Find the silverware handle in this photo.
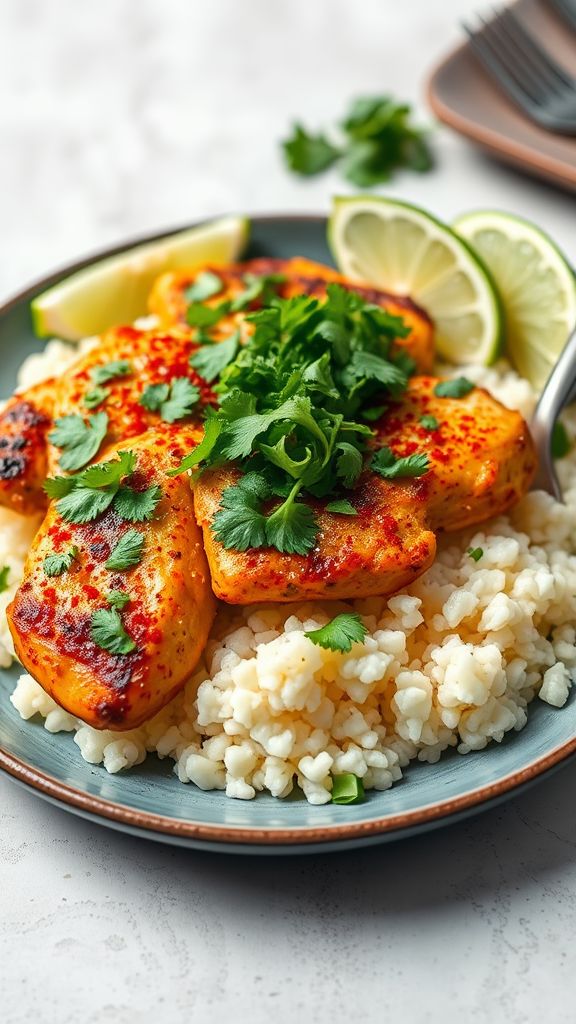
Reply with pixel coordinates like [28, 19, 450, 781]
[531, 325, 576, 496]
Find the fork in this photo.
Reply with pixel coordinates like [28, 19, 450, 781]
[548, 0, 576, 32]
[463, 5, 576, 134]
[530, 325, 576, 499]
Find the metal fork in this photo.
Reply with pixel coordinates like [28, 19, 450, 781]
[463, 5, 576, 134]
[548, 0, 576, 33]
[531, 325, 576, 499]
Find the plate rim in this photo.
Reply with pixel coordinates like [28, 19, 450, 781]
[2, 211, 575, 848]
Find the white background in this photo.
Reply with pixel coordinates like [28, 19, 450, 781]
[2, 1, 576, 1021]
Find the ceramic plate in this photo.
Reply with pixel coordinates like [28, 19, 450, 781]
[426, 0, 576, 193]
[2, 214, 576, 855]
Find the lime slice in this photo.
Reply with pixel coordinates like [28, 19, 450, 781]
[31, 215, 250, 341]
[328, 196, 503, 365]
[453, 210, 576, 391]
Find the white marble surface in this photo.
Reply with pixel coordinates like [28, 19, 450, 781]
[2, 1, 576, 1021]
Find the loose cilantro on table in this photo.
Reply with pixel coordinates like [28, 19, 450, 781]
[105, 529, 145, 571]
[0, 565, 10, 593]
[282, 95, 433, 187]
[44, 450, 161, 526]
[90, 607, 137, 655]
[174, 283, 430, 556]
[304, 612, 368, 653]
[48, 412, 109, 471]
[434, 377, 474, 399]
[43, 545, 79, 577]
[140, 378, 200, 423]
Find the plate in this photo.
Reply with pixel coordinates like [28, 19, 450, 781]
[426, 0, 576, 193]
[2, 214, 576, 855]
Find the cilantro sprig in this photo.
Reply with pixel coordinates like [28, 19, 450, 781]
[44, 450, 161, 526]
[282, 95, 433, 187]
[140, 377, 200, 422]
[174, 283, 429, 556]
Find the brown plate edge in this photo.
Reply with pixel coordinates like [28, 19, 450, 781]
[425, 44, 576, 193]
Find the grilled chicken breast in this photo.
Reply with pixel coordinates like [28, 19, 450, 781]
[194, 378, 536, 604]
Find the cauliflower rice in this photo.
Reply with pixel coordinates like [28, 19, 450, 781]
[2, 339, 575, 804]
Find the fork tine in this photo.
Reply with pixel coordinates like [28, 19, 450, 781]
[497, 5, 574, 90]
[463, 23, 542, 108]
[478, 15, 549, 102]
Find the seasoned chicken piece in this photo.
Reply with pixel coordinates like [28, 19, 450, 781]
[0, 325, 210, 517]
[193, 378, 537, 604]
[149, 256, 434, 374]
[8, 430, 215, 730]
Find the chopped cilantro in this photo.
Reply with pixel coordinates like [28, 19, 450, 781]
[107, 590, 131, 610]
[331, 773, 365, 805]
[552, 421, 571, 459]
[42, 545, 79, 577]
[48, 412, 108, 472]
[105, 529, 145, 571]
[139, 383, 170, 412]
[84, 386, 110, 409]
[186, 301, 229, 328]
[371, 447, 430, 479]
[90, 607, 137, 655]
[213, 473, 317, 556]
[184, 271, 223, 303]
[420, 414, 439, 431]
[90, 360, 132, 386]
[282, 96, 432, 186]
[304, 612, 368, 653]
[140, 377, 200, 423]
[468, 546, 484, 562]
[45, 450, 160, 526]
[434, 377, 474, 399]
[189, 332, 240, 383]
[325, 499, 357, 515]
[114, 485, 161, 522]
[0, 565, 10, 593]
[55, 486, 116, 524]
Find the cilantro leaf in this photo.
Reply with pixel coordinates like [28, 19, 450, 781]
[105, 529, 145, 571]
[169, 417, 223, 476]
[212, 475, 269, 551]
[0, 565, 10, 593]
[230, 273, 285, 312]
[190, 332, 240, 382]
[44, 476, 75, 499]
[348, 350, 407, 392]
[434, 377, 474, 399]
[49, 412, 108, 472]
[325, 499, 357, 515]
[186, 302, 229, 328]
[331, 773, 365, 805]
[371, 447, 430, 479]
[336, 443, 363, 488]
[84, 386, 110, 409]
[184, 271, 223, 302]
[160, 377, 201, 423]
[420, 415, 439, 431]
[90, 607, 137, 655]
[107, 590, 131, 609]
[114, 485, 162, 522]
[305, 612, 368, 653]
[362, 405, 386, 422]
[56, 487, 116, 524]
[139, 383, 170, 412]
[91, 360, 132, 386]
[282, 124, 340, 176]
[79, 450, 137, 489]
[43, 545, 79, 577]
[264, 497, 317, 555]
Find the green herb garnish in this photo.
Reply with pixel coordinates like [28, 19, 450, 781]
[186, 302, 229, 329]
[552, 421, 571, 459]
[44, 450, 161, 526]
[371, 447, 430, 480]
[0, 566, 10, 593]
[90, 607, 137, 655]
[90, 360, 132, 386]
[140, 377, 200, 422]
[230, 273, 286, 312]
[468, 546, 484, 562]
[84, 386, 110, 409]
[282, 95, 433, 187]
[420, 414, 439, 431]
[325, 499, 357, 515]
[48, 412, 108, 472]
[304, 612, 368, 653]
[105, 529, 145, 571]
[174, 284, 413, 555]
[331, 773, 365, 805]
[184, 271, 223, 303]
[107, 590, 131, 610]
[42, 545, 79, 577]
[434, 377, 474, 399]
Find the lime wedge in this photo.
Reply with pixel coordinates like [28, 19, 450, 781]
[453, 210, 576, 391]
[328, 196, 503, 365]
[31, 215, 250, 341]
